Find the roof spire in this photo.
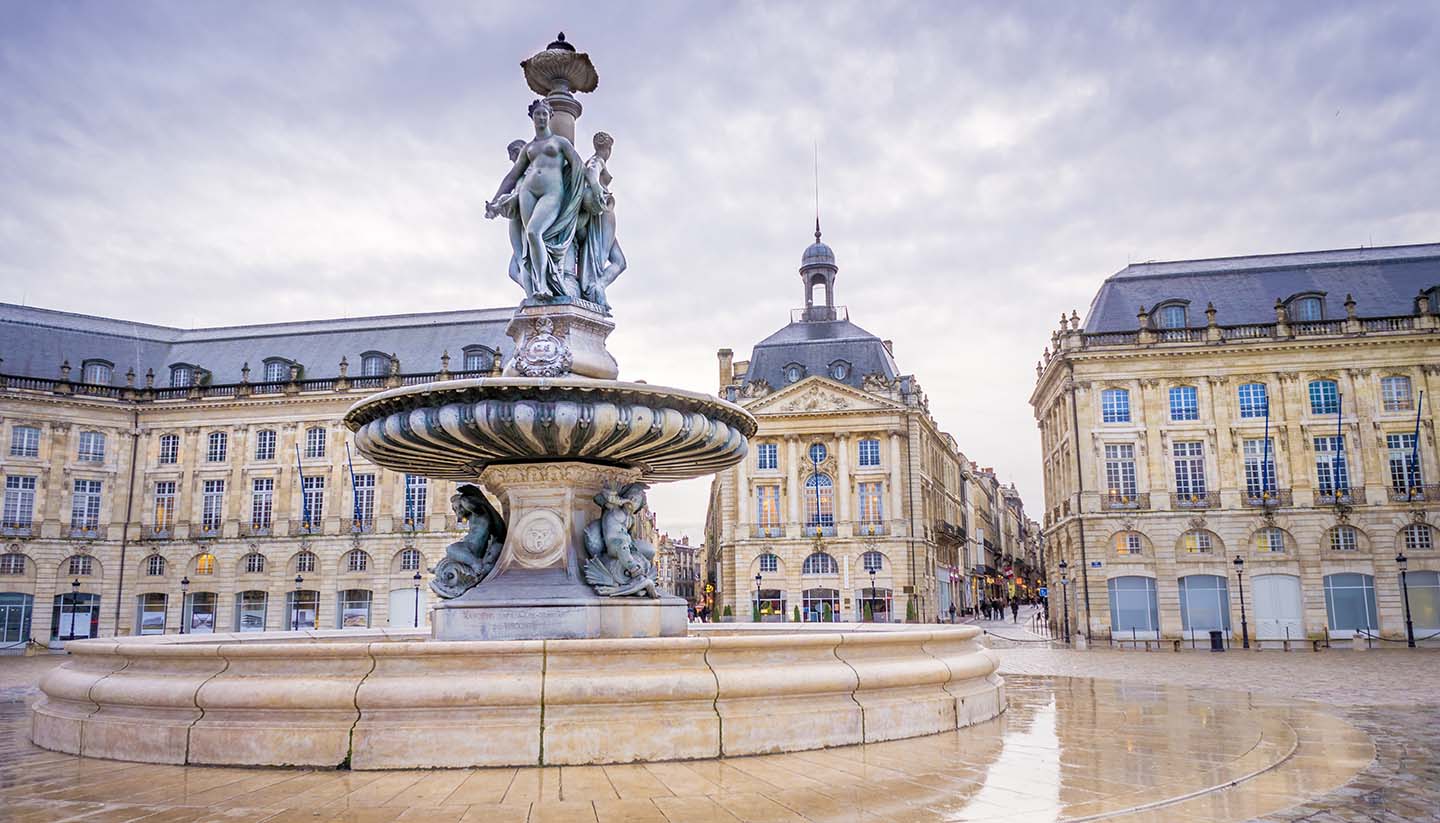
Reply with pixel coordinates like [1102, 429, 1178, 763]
[813, 140, 821, 243]
[815, 216, 822, 244]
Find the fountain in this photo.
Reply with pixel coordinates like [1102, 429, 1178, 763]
[30, 34, 1004, 770]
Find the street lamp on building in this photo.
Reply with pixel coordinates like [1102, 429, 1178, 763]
[293, 574, 304, 631]
[179, 576, 191, 634]
[868, 567, 878, 623]
[1397, 551, 1415, 648]
[1057, 560, 1070, 645]
[1233, 555, 1249, 649]
[754, 572, 762, 622]
[67, 578, 80, 641]
[413, 570, 423, 628]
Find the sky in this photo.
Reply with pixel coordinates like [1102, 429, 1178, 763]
[4, 1, 1439, 541]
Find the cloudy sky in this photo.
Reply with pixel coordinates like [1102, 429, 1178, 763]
[4, 1, 1439, 539]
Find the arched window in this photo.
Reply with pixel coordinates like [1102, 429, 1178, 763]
[1291, 296, 1323, 321]
[1156, 304, 1187, 329]
[757, 553, 778, 573]
[1308, 380, 1339, 415]
[169, 364, 194, 388]
[802, 552, 838, 575]
[361, 353, 389, 377]
[82, 360, 113, 385]
[346, 549, 369, 573]
[242, 553, 266, 574]
[1402, 523, 1435, 552]
[829, 361, 850, 381]
[462, 346, 494, 373]
[861, 551, 884, 573]
[158, 433, 179, 464]
[400, 549, 422, 571]
[784, 364, 804, 384]
[1112, 531, 1144, 556]
[263, 359, 290, 383]
[0, 552, 28, 575]
[1179, 530, 1216, 554]
[1101, 388, 1130, 423]
[1323, 573, 1377, 635]
[145, 554, 165, 576]
[294, 551, 317, 573]
[1329, 525, 1359, 552]
[1107, 576, 1160, 636]
[803, 474, 834, 533]
[304, 427, 326, 459]
[194, 553, 216, 575]
[1255, 527, 1286, 553]
[1237, 383, 1268, 419]
[206, 431, 228, 462]
[67, 555, 94, 576]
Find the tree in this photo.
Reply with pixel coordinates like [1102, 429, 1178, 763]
[822, 602, 833, 622]
[905, 597, 918, 623]
[792, 605, 801, 623]
[863, 601, 873, 622]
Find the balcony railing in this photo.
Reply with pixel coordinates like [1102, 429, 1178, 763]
[350, 518, 376, 534]
[242, 522, 273, 537]
[68, 526, 100, 539]
[196, 524, 222, 539]
[1389, 484, 1440, 503]
[1, 522, 34, 537]
[1315, 488, 1366, 506]
[1066, 311, 1430, 353]
[0, 368, 497, 404]
[1171, 491, 1216, 509]
[290, 521, 324, 536]
[858, 521, 888, 537]
[1103, 492, 1150, 511]
[1243, 489, 1293, 508]
[145, 525, 173, 540]
[752, 525, 783, 538]
[805, 522, 837, 537]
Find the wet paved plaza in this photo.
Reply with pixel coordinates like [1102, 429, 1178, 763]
[0, 647, 1435, 823]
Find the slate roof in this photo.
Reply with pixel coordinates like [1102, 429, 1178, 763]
[744, 316, 900, 391]
[0, 302, 513, 385]
[1084, 243, 1440, 333]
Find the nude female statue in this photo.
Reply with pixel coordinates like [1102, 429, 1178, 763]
[578, 131, 627, 310]
[485, 99, 586, 301]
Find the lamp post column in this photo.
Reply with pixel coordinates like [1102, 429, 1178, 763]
[179, 576, 190, 634]
[1058, 560, 1071, 644]
[413, 571, 422, 628]
[869, 568, 877, 623]
[1233, 555, 1249, 649]
[1397, 552, 1415, 648]
[754, 572, 762, 623]
[293, 574, 304, 631]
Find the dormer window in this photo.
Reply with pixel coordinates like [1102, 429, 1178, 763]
[829, 360, 851, 381]
[169, 364, 195, 388]
[1286, 293, 1325, 322]
[1421, 286, 1440, 314]
[360, 352, 389, 377]
[1155, 303, 1188, 329]
[262, 359, 291, 383]
[784, 363, 805, 384]
[462, 346, 494, 373]
[81, 360, 114, 385]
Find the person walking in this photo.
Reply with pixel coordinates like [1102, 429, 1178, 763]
[1011, 600, 1020, 623]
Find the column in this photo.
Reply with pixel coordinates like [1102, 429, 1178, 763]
[735, 445, 750, 535]
[785, 436, 801, 534]
[836, 433, 851, 534]
[888, 431, 904, 535]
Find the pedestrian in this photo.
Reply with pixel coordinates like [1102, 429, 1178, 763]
[1011, 600, 1020, 622]
[949, 604, 957, 623]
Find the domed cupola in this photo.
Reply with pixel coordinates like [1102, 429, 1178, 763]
[799, 219, 839, 321]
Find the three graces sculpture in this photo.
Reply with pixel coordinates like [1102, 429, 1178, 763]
[486, 101, 626, 311]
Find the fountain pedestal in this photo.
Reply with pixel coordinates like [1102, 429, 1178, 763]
[432, 461, 687, 641]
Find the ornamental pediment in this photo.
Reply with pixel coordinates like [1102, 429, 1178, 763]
[743, 376, 901, 415]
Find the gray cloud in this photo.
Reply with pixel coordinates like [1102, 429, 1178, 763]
[4, 0, 1438, 538]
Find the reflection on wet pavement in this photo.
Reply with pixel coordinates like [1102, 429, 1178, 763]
[0, 666, 1373, 822]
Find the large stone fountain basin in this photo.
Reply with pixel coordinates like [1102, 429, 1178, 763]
[344, 377, 757, 482]
[32, 624, 1004, 770]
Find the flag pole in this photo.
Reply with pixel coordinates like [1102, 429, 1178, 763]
[294, 443, 309, 528]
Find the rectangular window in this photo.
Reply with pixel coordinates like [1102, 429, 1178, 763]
[153, 481, 176, 531]
[236, 591, 267, 632]
[1313, 436, 1349, 494]
[1308, 380, 1339, 415]
[758, 554, 778, 573]
[286, 590, 318, 630]
[201, 480, 225, 531]
[78, 431, 106, 462]
[858, 481, 884, 524]
[304, 427, 326, 459]
[207, 432, 227, 462]
[756, 486, 781, 533]
[1168, 386, 1198, 421]
[9, 426, 40, 458]
[1243, 439, 1277, 496]
[858, 439, 881, 467]
[254, 430, 277, 461]
[1101, 389, 1131, 423]
[404, 474, 427, 525]
[1172, 441, 1206, 497]
[1237, 383, 1268, 419]
[338, 590, 372, 629]
[1330, 527, 1357, 552]
[1115, 533, 1142, 555]
[1103, 444, 1137, 498]
[352, 473, 375, 527]
[1382, 376, 1413, 413]
[756, 443, 778, 470]
[251, 478, 274, 529]
[70, 479, 102, 530]
[302, 476, 325, 525]
[3, 476, 37, 528]
[158, 434, 178, 464]
[137, 593, 167, 635]
[1387, 433, 1422, 490]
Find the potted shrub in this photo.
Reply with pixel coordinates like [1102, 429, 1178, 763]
[720, 604, 734, 623]
[906, 597, 918, 623]
[792, 605, 801, 623]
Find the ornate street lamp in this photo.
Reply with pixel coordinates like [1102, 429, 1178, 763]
[1058, 560, 1070, 644]
[179, 576, 191, 634]
[67, 578, 80, 641]
[413, 570, 423, 628]
[293, 574, 304, 631]
[1397, 551, 1415, 648]
[868, 567, 877, 623]
[1233, 555, 1249, 649]
[754, 572, 762, 623]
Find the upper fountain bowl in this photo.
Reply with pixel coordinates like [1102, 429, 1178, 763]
[344, 377, 757, 483]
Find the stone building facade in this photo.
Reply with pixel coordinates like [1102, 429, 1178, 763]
[0, 303, 518, 648]
[704, 228, 1033, 622]
[1032, 243, 1440, 645]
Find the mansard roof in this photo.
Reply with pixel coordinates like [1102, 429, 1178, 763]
[744, 316, 900, 392]
[0, 302, 512, 384]
[1084, 242, 1440, 333]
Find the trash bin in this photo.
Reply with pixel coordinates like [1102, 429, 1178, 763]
[1209, 630, 1225, 652]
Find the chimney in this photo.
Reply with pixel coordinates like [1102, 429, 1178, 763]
[717, 348, 734, 390]
[882, 339, 894, 356]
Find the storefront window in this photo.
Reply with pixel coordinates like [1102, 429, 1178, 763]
[136, 593, 167, 635]
[183, 592, 217, 633]
[339, 589, 372, 628]
[235, 590, 267, 632]
[1177, 575, 1230, 638]
[286, 590, 319, 630]
[1107, 576, 1159, 638]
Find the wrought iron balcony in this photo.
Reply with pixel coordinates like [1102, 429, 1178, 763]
[1, 522, 34, 537]
[196, 524, 222, 539]
[1103, 492, 1150, 511]
[68, 526, 100, 539]
[752, 525, 783, 538]
[1315, 487, 1365, 506]
[290, 521, 324, 536]
[805, 522, 837, 537]
[350, 518, 376, 534]
[1242, 489, 1293, 508]
[1170, 491, 1216, 509]
[858, 521, 888, 537]
[241, 522, 273, 537]
[144, 524, 173, 540]
[1389, 484, 1440, 503]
